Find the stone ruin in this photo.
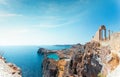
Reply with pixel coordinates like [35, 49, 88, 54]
[99, 25, 106, 41]
[92, 25, 111, 42]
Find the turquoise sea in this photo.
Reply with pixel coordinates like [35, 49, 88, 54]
[0, 45, 71, 77]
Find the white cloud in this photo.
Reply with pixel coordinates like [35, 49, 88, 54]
[0, 13, 22, 17]
[32, 10, 88, 28]
[0, 12, 23, 22]
[38, 23, 57, 28]
[0, 0, 7, 5]
[33, 19, 78, 28]
[0, 0, 22, 17]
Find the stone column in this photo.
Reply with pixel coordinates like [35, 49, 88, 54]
[104, 29, 106, 40]
[108, 30, 110, 40]
[101, 30, 104, 41]
[99, 30, 101, 41]
[99, 30, 100, 41]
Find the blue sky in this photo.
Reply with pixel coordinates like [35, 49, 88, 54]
[0, 0, 119, 45]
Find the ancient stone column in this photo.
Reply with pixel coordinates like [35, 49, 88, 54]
[104, 29, 106, 40]
[98, 25, 107, 41]
[99, 30, 101, 41]
[108, 30, 110, 40]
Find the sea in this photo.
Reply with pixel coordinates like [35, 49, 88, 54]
[0, 45, 71, 77]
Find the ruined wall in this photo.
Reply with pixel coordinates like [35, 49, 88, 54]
[92, 25, 110, 42]
[92, 30, 100, 42]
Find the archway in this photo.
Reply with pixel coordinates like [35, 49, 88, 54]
[99, 25, 106, 41]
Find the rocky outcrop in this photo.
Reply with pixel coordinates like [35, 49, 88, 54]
[42, 58, 58, 77]
[68, 42, 102, 77]
[37, 48, 47, 54]
[41, 41, 120, 77]
[41, 42, 106, 77]
[0, 56, 22, 77]
[37, 48, 56, 55]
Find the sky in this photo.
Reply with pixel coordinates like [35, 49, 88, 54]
[0, 0, 119, 45]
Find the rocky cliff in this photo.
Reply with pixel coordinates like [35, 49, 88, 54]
[0, 56, 22, 77]
[40, 42, 100, 77]
[37, 48, 56, 55]
[40, 26, 120, 77]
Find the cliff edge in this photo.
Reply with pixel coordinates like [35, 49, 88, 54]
[0, 56, 22, 77]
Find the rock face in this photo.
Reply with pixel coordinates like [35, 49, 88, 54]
[41, 41, 120, 77]
[37, 48, 56, 54]
[37, 48, 48, 54]
[41, 42, 107, 77]
[68, 42, 102, 77]
[0, 56, 22, 77]
[42, 58, 58, 77]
